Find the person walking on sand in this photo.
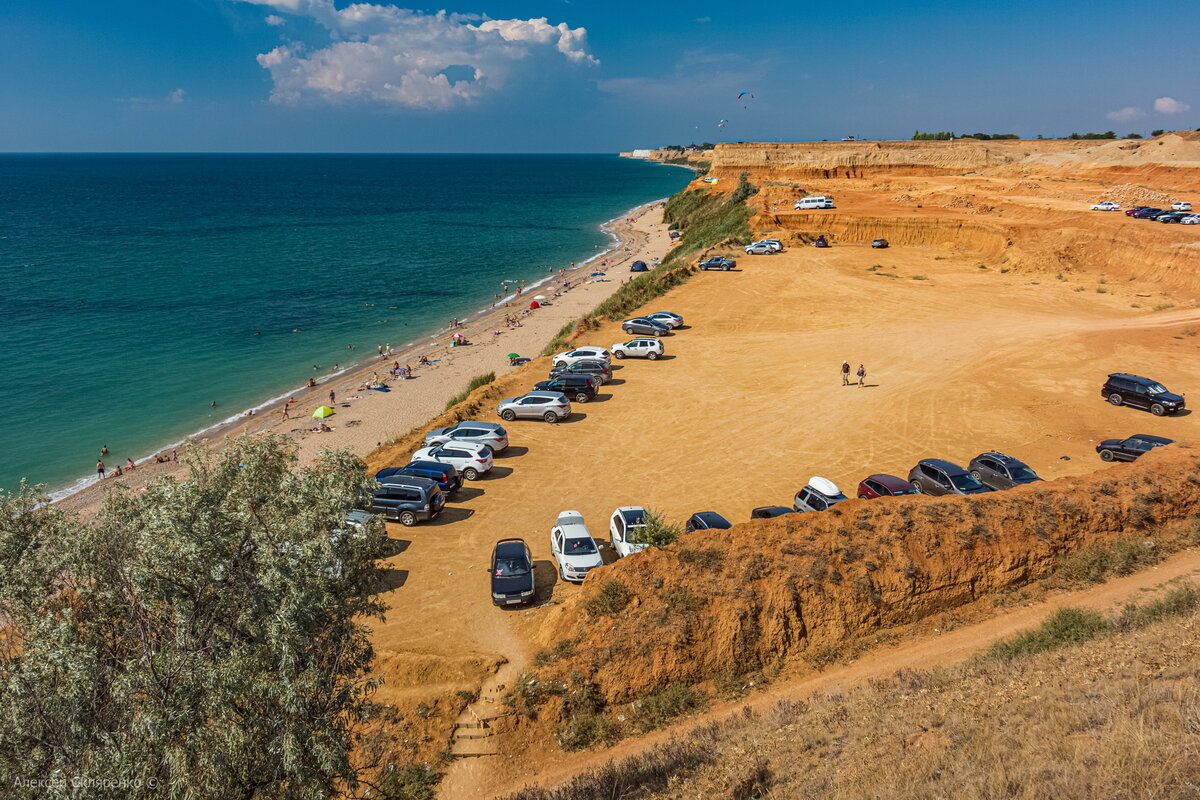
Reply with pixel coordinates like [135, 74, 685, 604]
[857, 364, 866, 387]
[282, 404, 290, 420]
[841, 361, 851, 386]
[96, 460, 106, 478]
[329, 389, 336, 405]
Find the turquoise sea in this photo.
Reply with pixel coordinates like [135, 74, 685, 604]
[0, 154, 690, 495]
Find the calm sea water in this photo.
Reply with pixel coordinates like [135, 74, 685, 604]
[0, 154, 689, 494]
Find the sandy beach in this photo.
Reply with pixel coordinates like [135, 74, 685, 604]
[56, 200, 678, 517]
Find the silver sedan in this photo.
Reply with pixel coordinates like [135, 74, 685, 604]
[497, 392, 573, 423]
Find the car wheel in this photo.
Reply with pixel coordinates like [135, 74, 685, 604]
[646, 351, 659, 360]
[614, 350, 626, 359]
[910, 480, 923, 493]
[724, 266, 730, 271]
[500, 409, 516, 422]
[970, 470, 983, 481]
[399, 510, 417, 527]
[575, 392, 589, 403]
[463, 467, 479, 481]
[1100, 449, 1115, 462]
[1108, 393, 1123, 406]
[858, 494, 869, 500]
[1151, 403, 1166, 416]
[543, 411, 559, 423]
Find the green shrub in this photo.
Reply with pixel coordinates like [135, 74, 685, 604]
[374, 763, 440, 800]
[1112, 584, 1200, 631]
[661, 585, 700, 615]
[556, 711, 621, 751]
[632, 684, 703, 732]
[1057, 538, 1163, 585]
[444, 372, 496, 410]
[584, 578, 633, 616]
[676, 547, 723, 569]
[540, 320, 579, 357]
[632, 509, 684, 548]
[533, 639, 576, 667]
[986, 608, 1109, 660]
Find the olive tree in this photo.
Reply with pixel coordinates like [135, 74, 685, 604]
[0, 434, 397, 799]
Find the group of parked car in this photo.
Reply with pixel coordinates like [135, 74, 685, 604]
[744, 238, 784, 255]
[1090, 200, 1198, 224]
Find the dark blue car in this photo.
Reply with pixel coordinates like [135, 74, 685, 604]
[490, 538, 536, 606]
[377, 461, 463, 494]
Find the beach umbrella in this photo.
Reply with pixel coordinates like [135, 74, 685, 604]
[507, 353, 520, 359]
[313, 406, 335, 418]
[533, 294, 547, 300]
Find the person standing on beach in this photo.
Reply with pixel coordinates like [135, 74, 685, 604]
[96, 460, 106, 478]
[282, 404, 290, 420]
[329, 389, 336, 405]
[841, 361, 851, 386]
[857, 364, 866, 387]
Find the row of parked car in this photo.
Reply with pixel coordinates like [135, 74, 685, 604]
[1090, 200, 1198, 224]
[367, 318, 687, 527]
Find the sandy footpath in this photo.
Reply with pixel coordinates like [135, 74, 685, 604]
[56, 201, 677, 516]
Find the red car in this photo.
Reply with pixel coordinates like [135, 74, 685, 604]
[857, 473, 920, 499]
[1124, 206, 1149, 217]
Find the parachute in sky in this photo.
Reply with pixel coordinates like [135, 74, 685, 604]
[736, 91, 754, 100]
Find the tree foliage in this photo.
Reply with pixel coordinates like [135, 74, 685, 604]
[0, 435, 396, 799]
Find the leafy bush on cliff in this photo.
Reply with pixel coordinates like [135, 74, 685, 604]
[987, 608, 1109, 660]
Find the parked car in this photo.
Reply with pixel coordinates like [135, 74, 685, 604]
[412, 441, 494, 481]
[1124, 206, 1149, 216]
[856, 474, 919, 499]
[1171, 201, 1192, 212]
[622, 317, 671, 337]
[1101, 373, 1186, 416]
[1158, 212, 1190, 223]
[534, 375, 597, 403]
[871, 238, 889, 248]
[685, 511, 732, 532]
[424, 420, 509, 453]
[376, 461, 463, 494]
[1091, 201, 1121, 211]
[610, 506, 649, 558]
[744, 242, 776, 255]
[698, 256, 737, 271]
[552, 347, 611, 367]
[549, 511, 604, 583]
[369, 476, 446, 526]
[967, 452, 1042, 490]
[497, 392, 572, 423]
[645, 311, 684, 328]
[748, 239, 783, 252]
[611, 337, 664, 359]
[630, 260, 649, 273]
[1181, 215, 1200, 225]
[795, 196, 835, 209]
[1132, 207, 1165, 219]
[490, 538, 536, 606]
[1096, 433, 1174, 462]
[750, 506, 797, 519]
[907, 459, 993, 496]
[549, 359, 611, 384]
[793, 476, 848, 512]
[812, 235, 830, 248]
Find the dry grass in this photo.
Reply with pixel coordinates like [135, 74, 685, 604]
[511, 597, 1200, 800]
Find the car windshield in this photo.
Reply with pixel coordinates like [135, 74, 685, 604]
[1009, 465, 1038, 481]
[949, 473, 985, 491]
[564, 538, 598, 555]
[494, 558, 529, 577]
[621, 509, 646, 526]
[1146, 384, 1168, 394]
[892, 486, 919, 495]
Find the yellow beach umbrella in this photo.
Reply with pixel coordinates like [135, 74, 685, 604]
[312, 405, 335, 419]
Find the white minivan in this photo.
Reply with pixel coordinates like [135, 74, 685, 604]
[794, 196, 835, 210]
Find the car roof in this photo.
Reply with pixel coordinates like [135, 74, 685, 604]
[404, 459, 456, 472]
[1129, 434, 1174, 444]
[918, 458, 968, 474]
[1109, 373, 1156, 383]
[345, 510, 376, 526]
[753, 505, 793, 516]
[691, 511, 731, 528]
[866, 473, 911, 490]
[975, 451, 1023, 465]
[377, 475, 438, 490]
[447, 420, 503, 431]
[522, 391, 566, 400]
[493, 539, 528, 558]
[429, 440, 489, 452]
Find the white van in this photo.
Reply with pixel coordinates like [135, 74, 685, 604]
[794, 196, 835, 210]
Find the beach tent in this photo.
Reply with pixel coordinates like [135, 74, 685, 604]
[529, 300, 540, 309]
[631, 260, 649, 273]
[313, 406, 335, 418]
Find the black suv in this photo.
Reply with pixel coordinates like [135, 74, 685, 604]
[377, 461, 463, 494]
[685, 511, 732, 532]
[533, 375, 597, 403]
[967, 452, 1042, 490]
[1096, 434, 1174, 462]
[907, 459, 993, 496]
[369, 476, 446, 526]
[490, 538, 536, 606]
[1101, 373, 1185, 416]
[549, 360, 609, 384]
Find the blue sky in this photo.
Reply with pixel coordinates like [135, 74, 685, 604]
[0, 1, 1194, 152]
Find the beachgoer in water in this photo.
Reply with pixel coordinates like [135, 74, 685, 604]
[97, 460, 106, 478]
[211, 401, 217, 408]
[100, 445, 109, 456]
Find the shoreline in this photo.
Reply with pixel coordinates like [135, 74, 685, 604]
[53, 197, 679, 516]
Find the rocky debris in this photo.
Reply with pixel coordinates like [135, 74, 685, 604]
[1099, 183, 1174, 206]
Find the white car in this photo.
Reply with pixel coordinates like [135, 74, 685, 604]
[611, 338, 664, 360]
[1181, 215, 1200, 225]
[749, 239, 783, 252]
[550, 510, 604, 582]
[1171, 201, 1192, 212]
[497, 392, 572, 423]
[1090, 201, 1121, 211]
[645, 311, 684, 329]
[412, 441, 493, 480]
[552, 346, 611, 367]
[795, 196, 835, 209]
[793, 476, 848, 513]
[744, 242, 776, 255]
[610, 507, 650, 558]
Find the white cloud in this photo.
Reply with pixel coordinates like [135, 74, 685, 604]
[1105, 106, 1144, 123]
[265, 14, 286, 25]
[165, 88, 186, 103]
[238, 1, 596, 109]
[1154, 96, 1190, 115]
[696, 16, 711, 23]
[116, 88, 187, 105]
